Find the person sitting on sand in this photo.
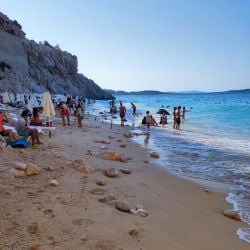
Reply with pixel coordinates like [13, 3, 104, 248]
[160, 112, 168, 127]
[150, 115, 158, 126]
[15, 109, 43, 146]
[59, 103, 70, 126]
[0, 109, 19, 141]
[30, 107, 43, 126]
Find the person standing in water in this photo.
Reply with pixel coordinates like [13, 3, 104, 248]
[131, 102, 137, 116]
[175, 106, 182, 130]
[119, 102, 126, 126]
[173, 107, 177, 129]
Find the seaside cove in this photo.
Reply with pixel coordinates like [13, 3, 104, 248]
[0, 91, 249, 249]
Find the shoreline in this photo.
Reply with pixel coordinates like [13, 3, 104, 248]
[0, 115, 249, 249]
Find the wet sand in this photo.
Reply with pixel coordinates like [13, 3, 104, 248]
[0, 115, 249, 250]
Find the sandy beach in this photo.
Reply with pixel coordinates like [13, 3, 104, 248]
[0, 115, 249, 250]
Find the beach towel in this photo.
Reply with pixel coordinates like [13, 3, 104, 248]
[10, 138, 29, 148]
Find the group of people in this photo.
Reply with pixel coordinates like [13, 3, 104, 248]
[142, 111, 168, 128]
[57, 97, 85, 127]
[0, 107, 43, 148]
[110, 99, 189, 130]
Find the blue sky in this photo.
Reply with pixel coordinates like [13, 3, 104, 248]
[2, 0, 250, 91]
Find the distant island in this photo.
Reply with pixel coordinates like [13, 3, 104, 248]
[105, 89, 250, 95]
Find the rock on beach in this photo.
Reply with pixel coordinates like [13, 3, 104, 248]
[223, 209, 241, 221]
[115, 201, 130, 212]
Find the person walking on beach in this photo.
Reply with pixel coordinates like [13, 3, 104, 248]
[59, 103, 70, 126]
[131, 102, 137, 116]
[119, 102, 126, 126]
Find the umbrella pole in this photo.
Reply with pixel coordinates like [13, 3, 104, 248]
[48, 116, 52, 138]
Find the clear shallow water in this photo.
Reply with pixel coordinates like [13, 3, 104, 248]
[92, 92, 250, 243]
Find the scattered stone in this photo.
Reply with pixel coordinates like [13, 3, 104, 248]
[96, 178, 106, 186]
[129, 208, 138, 215]
[103, 168, 118, 178]
[27, 223, 39, 234]
[223, 209, 241, 221]
[14, 161, 28, 170]
[48, 179, 59, 187]
[115, 200, 130, 212]
[121, 169, 131, 174]
[13, 169, 26, 178]
[86, 150, 93, 156]
[129, 229, 140, 237]
[26, 163, 40, 176]
[19, 149, 26, 154]
[117, 139, 122, 142]
[108, 136, 115, 139]
[95, 140, 111, 144]
[135, 204, 144, 210]
[143, 160, 149, 163]
[90, 188, 106, 195]
[150, 152, 160, 158]
[98, 194, 117, 203]
[123, 133, 133, 138]
[119, 144, 127, 148]
[104, 152, 128, 163]
[3, 169, 15, 181]
[137, 209, 149, 217]
[203, 188, 213, 194]
[80, 234, 88, 241]
[81, 166, 95, 174]
[44, 166, 54, 171]
[29, 244, 40, 250]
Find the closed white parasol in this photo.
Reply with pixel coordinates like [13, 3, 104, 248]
[42, 91, 55, 137]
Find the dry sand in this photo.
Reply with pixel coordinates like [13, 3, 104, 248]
[0, 115, 249, 250]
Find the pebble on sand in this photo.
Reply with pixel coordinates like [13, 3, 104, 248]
[103, 168, 118, 178]
[150, 152, 160, 158]
[48, 179, 59, 187]
[96, 178, 106, 186]
[26, 163, 40, 176]
[14, 161, 28, 170]
[104, 151, 129, 163]
[121, 169, 131, 174]
[115, 200, 130, 212]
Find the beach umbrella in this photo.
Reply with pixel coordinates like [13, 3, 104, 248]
[42, 91, 55, 138]
[157, 108, 170, 115]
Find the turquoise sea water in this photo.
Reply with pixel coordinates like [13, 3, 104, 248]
[93, 92, 250, 243]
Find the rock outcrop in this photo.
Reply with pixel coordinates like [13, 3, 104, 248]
[0, 12, 112, 99]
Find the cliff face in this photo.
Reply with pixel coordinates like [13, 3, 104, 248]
[0, 12, 111, 99]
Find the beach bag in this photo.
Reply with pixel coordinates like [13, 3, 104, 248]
[10, 138, 29, 148]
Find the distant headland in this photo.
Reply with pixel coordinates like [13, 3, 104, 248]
[105, 89, 250, 95]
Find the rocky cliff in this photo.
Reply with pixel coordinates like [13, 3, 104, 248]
[0, 12, 112, 99]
